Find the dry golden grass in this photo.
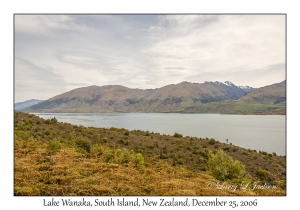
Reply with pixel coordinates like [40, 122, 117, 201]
[14, 141, 285, 196]
[14, 112, 286, 196]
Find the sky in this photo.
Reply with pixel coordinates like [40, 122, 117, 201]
[14, 14, 286, 102]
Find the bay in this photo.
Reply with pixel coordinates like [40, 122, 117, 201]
[33, 113, 286, 156]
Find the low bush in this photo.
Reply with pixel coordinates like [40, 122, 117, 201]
[47, 139, 62, 152]
[115, 148, 134, 164]
[207, 150, 246, 181]
[200, 150, 209, 159]
[75, 138, 92, 153]
[209, 138, 216, 145]
[173, 132, 183, 138]
[135, 153, 145, 168]
[256, 169, 274, 181]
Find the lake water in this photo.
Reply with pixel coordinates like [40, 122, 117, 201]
[32, 113, 286, 156]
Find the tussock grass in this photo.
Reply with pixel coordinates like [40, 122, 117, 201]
[14, 112, 286, 196]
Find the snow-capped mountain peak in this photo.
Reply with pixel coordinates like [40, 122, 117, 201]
[238, 86, 253, 90]
[224, 81, 234, 87]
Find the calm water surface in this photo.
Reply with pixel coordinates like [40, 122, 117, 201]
[33, 113, 286, 156]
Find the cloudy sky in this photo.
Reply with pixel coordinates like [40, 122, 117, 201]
[14, 14, 285, 102]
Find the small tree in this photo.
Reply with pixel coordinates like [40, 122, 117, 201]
[173, 132, 183, 138]
[135, 153, 145, 168]
[75, 138, 92, 153]
[207, 149, 246, 181]
[51, 117, 58, 123]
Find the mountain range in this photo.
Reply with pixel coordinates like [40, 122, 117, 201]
[186, 80, 286, 114]
[20, 80, 286, 114]
[14, 99, 43, 110]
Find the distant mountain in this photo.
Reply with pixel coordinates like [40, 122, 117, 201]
[214, 81, 254, 92]
[14, 99, 43, 110]
[21, 80, 286, 114]
[22, 81, 254, 113]
[240, 80, 286, 105]
[186, 80, 286, 115]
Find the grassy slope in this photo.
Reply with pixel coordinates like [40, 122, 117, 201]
[14, 112, 286, 196]
[21, 82, 248, 113]
[22, 81, 285, 115]
[187, 81, 286, 115]
[187, 100, 286, 115]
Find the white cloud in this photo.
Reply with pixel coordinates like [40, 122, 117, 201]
[142, 15, 285, 86]
[14, 15, 286, 101]
[15, 57, 68, 102]
[14, 15, 87, 35]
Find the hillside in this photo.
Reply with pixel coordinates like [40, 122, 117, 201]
[14, 99, 43, 110]
[14, 112, 286, 196]
[185, 80, 286, 114]
[21, 80, 285, 114]
[240, 80, 286, 105]
[22, 81, 254, 113]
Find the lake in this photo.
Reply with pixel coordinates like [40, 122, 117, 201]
[32, 113, 286, 156]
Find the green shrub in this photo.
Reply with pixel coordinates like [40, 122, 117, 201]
[162, 146, 168, 154]
[207, 150, 246, 181]
[200, 150, 209, 159]
[223, 147, 231, 152]
[159, 154, 168, 159]
[256, 169, 274, 181]
[50, 117, 58, 123]
[47, 139, 62, 152]
[91, 144, 103, 157]
[177, 159, 184, 165]
[135, 153, 145, 168]
[147, 144, 155, 149]
[103, 137, 108, 143]
[173, 132, 183, 138]
[76, 147, 88, 155]
[75, 138, 92, 153]
[118, 138, 125, 144]
[110, 127, 117, 131]
[44, 130, 51, 136]
[78, 125, 85, 132]
[115, 148, 134, 164]
[232, 147, 238, 152]
[178, 152, 185, 158]
[260, 151, 268, 156]
[105, 152, 114, 163]
[209, 138, 216, 145]
[242, 151, 249, 156]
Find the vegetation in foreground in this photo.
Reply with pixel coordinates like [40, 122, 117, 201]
[14, 112, 286, 196]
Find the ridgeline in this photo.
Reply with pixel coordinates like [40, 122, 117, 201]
[21, 80, 286, 115]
